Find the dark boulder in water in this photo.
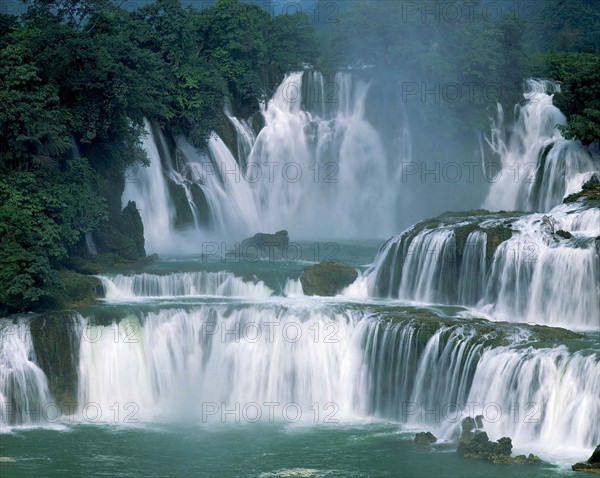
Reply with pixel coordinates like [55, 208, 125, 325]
[414, 432, 437, 444]
[300, 261, 358, 296]
[241, 230, 289, 258]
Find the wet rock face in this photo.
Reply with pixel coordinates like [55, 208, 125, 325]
[300, 261, 359, 296]
[30, 312, 81, 408]
[572, 445, 600, 473]
[414, 432, 437, 445]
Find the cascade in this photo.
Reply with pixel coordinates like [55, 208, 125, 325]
[483, 79, 599, 212]
[98, 271, 273, 300]
[0, 321, 52, 428]
[2, 296, 599, 458]
[124, 71, 410, 254]
[365, 204, 599, 329]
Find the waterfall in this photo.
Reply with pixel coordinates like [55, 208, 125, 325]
[78, 305, 356, 423]
[484, 207, 599, 329]
[0, 321, 52, 428]
[396, 229, 457, 304]
[73, 307, 599, 449]
[2, 302, 599, 459]
[457, 231, 487, 305]
[483, 79, 599, 212]
[125, 71, 410, 254]
[122, 120, 174, 254]
[365, 204, 599, 329]
[347, 319, 483, 421]
[98, 272, 273, 300]
[466, 346, 600, 450]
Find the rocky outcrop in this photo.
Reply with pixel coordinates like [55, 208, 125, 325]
[414, 432, 437, 444]
[556, 229, 573, 239]
[572, 445, 600, 473]
[457, 417, 543, 465]
[300, 261, 358, 296]
[30, 311, 81, 408]
[241, 230, 289, 258]
[95, 200, 146, 260]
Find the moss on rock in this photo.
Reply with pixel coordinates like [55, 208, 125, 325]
[564, 175, 600, 205]
[95, 200, 145, 260]
[300, 260, 358, 296]
[30, 311, 81, 408]
[53, 270, 103, 308]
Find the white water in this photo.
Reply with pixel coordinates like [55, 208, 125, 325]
[366, 204, 599, 329]
[122, 120, 175, 254]
[466, 346, 600, 449]
[125, 71, 409, 255]
[484, 79, 599, 212]
[397, 229, 457, 304]
[3, 301, 599, 462]
[78, 305, 356, 423]
[457, 231, 487, 306]
[0, 321, 52, 429]
[484, 207, 599, 330]
[98, 271, 273, 300]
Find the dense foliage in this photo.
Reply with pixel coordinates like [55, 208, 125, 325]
[0, 0, 317, 311]
[0, 0, 598, 311]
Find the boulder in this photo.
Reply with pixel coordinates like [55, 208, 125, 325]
[555, 229, 573, 239]
[300, 261, 359, 296]
[572, 445, 600, 473]
[241, 230, 289, 259]
[414, 432, 437, 445]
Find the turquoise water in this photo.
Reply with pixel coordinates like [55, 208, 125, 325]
[1, 242, 596, 477]
[1, 423, 570, 478]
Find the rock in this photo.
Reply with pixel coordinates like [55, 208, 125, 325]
[241, 230, 289, 258]
[414, 432, 437, 444]
[526, 453, 542, 464]
[30, 311, 82, 409]
[555, 229, 573, 239]
[95, 201, 146, 260]
[572, 445, 600, 473]
[459, 416, 478, 444]
[461, 416, 476, 434]
[54, 270, 103, 308]
[300, 261, 359, 296]
[475, 415, 484, 429]
[591, 446, 600, 464]
[457, 417, 545, 465]
[458, 431, 512, 459]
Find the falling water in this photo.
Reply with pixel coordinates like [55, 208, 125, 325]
[483, 79, 599, 212]
[365, 204, 599, 329]
[98, 272, 273, 300]
[0, 321, 52, 428]
[124, 71, 409, 254]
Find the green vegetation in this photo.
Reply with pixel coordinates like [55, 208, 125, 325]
[1, 0, 598, 312]
[564, 177, 600, 204]
[0, 0, 317, 312]
[529, 52, 600, 144]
